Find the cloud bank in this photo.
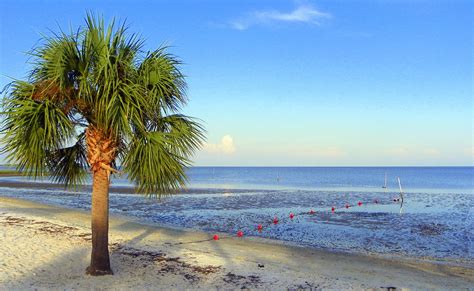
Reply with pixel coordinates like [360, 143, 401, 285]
[204, 135, 236, 154]
[230, 4, 331, 30]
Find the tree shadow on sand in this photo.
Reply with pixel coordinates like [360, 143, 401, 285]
[4, 204, 473, 290]
[3, 215, 268, 289]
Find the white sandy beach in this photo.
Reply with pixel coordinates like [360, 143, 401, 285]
[1, 196, 472, 290]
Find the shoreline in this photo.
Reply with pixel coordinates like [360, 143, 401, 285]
[1, 196, 472, 290]
[0, 180, 472, 267]
[2, 192, 471, 269]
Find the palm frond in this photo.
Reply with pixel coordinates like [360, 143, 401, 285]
[123, 131, 190, 196]
[158, 114, 206, 157]
[46, 133, 89, 187]
[138, 47, 187, 113]
[28, 32, 80, 89]
[1, 83, 74, 177]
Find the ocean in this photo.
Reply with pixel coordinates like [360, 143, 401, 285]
[1, 166, 472, 264]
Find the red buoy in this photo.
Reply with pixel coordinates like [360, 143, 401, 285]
[309, 209, 315, 214]
[289, 213, 295, 219]
[345, 204, 350, 209]
[273, 217, 279, 224]
[213, 234, 219, 240]
[237, 230, 243, 237]
[257, 224, 263, 231]
[358, 201, 362, 206]
[331, 206, 335, 212]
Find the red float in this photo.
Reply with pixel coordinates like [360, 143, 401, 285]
[257, 224, 263, 231]
[309, 209, 315, 214]
[345, 204, 350, 209]
[331, 206, 335, 212]
[289, 213, 295, 219]
[213, 234, 219, 240]
[273, 217, 279, 224]
[358, 201, 362, 206]
[237, 230, 243, 237]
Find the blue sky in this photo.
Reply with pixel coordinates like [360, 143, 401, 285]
[0, 0, 472, 166]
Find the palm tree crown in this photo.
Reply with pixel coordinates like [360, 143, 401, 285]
[1, 14, 205, 194]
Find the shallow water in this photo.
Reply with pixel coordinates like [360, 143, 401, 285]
[1, 167, 472, 263]
[1, 185, 472, 265]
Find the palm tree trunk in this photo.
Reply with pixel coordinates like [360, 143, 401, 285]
[86, 167, 113, 275]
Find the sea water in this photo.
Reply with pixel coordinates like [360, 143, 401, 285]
[1, 166, 472, 264]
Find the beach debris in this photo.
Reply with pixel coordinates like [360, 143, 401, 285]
[257, 224, 263, 232]
[111, 243, 222, 282]
[358, 201, 362, 206]
[237, 230, 243, 237]
[289, 213, 295, 219]
[374, 199, 379, 204]
[273, 217, 279, 224]
[213, 234, 219, 240]
[289, 281, 319, 290]
[183, 273, 200, 283]
[258, 263, 264, 268]
[223, 272, 262, 287]
[111, 244, 166, 260]
[1, 216, 91, 241]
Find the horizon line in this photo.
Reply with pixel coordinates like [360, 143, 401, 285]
[191, 165, 474, 168]
[1, 164, 472, 168]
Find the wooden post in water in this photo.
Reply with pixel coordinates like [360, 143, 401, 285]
[397, 177, 404, 213]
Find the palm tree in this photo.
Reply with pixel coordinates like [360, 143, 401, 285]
[0, 14, 205, 276]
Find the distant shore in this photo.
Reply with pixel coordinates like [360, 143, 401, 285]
[0, 170, 27, 177]
[0, 178, 241, 195]
[1, 196, 472, 290]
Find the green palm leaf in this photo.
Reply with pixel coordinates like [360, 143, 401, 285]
[1, 12, 205, 193]
[46, 133, 89, 187]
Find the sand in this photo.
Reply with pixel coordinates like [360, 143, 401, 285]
[0, 196, 472, 290]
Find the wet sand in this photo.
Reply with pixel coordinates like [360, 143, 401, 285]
[1, 196, 472, 290]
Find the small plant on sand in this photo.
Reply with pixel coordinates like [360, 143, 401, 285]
[0, 14, 205, 275]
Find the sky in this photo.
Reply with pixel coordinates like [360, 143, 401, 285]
[0, 0, 472, 166]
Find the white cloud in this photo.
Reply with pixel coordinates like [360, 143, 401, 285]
[204, 135, 236, 154]
[230, 4, 331, 30]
